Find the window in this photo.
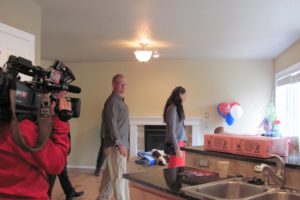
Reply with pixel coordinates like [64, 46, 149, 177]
[275, 63, 300, 139]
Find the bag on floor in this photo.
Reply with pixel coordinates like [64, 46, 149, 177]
[135, 151, 156, 166]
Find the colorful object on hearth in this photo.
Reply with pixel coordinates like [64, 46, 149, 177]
[260, 102, 281, 137]
[217, 102, 243, 126]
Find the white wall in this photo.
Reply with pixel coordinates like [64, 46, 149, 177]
[66, 59, 273, 167]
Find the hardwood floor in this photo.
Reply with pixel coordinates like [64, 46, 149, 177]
[52, 161, 165, 200]
[52, 168, 100, 200]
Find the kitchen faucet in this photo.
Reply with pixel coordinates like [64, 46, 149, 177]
[254, 154, 285, 188]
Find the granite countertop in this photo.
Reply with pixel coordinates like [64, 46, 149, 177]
[124, 166, 226, 200]
[183, 146, 300, 170]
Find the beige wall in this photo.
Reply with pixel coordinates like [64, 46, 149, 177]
[274, 39, 300, 73]
[0, 1, 275, 167]
[66, 59, 273, 166]
[0, 0, 41, 65]
[41, 58, 53, 67]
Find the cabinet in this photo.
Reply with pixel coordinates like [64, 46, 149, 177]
[129, 183, 185, 200]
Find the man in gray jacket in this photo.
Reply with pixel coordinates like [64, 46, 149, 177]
[97, 74, 129, 200]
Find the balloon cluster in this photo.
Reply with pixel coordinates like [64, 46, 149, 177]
[217, 102, 243, 126]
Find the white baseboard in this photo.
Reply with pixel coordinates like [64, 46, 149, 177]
[67, 164, 96, 169]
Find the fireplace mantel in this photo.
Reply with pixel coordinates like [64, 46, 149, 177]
[129, 116, 201, 158]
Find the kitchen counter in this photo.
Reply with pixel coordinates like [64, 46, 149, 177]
[124, 166, 226, 200]
[183, 146, 300, 170]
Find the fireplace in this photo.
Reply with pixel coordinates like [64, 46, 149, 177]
[129, 116, 201, 158]
[144, 125, 166, 151]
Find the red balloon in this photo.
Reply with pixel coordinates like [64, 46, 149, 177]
[231, 102, 240, 107]
[219, 103, 231, 116]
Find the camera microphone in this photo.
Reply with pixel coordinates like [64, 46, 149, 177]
[66, 85, 81, 93]
[47, 83, 81, 93]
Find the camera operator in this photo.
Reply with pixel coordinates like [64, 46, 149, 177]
[47, 90, 84, 200]
[0, 94, 71, 199]
[0, 56, 82, 199]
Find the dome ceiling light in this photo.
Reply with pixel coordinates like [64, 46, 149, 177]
[134, 43, 153, 62]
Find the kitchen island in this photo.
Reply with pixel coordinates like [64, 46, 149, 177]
[124, 145, 300, 199]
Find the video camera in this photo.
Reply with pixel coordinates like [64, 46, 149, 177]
[0, 55, 81, 121]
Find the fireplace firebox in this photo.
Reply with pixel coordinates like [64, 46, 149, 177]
[144, 125, 166, 151]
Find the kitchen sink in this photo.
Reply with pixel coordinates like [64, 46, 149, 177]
[182, 178, 272, 200]
[248, 191, 300, 200]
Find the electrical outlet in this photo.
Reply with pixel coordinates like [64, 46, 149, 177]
[198, 158, 209, 168]
[204, 122, 208, 129]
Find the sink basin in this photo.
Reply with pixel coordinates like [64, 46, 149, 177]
[248, 191, 300, 200]
[182, 178, 271, 200]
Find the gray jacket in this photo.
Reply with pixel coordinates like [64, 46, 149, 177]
[165, 104, 187, 150]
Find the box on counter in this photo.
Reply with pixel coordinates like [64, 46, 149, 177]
[204, 134, 289, 158]
[204, 134, 232, 153]
[231, 136, 288, 158]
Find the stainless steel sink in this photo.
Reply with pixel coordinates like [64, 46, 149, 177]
[248, 191, 300, 200]
[182, 178, 272, 200]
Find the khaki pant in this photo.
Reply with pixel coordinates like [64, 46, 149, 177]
[97, 147, 129, 200]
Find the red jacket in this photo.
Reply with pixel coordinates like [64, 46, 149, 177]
[0, 117, 70, 200]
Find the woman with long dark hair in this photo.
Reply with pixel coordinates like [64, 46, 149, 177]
[163, 86, 188, 168]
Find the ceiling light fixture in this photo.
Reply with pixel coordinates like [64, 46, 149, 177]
[134, 43, 153, 62]
[152, 51, 160, 58]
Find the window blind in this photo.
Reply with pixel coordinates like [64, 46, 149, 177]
[275, 63, 300, 138]
[276, 72, 300, 87]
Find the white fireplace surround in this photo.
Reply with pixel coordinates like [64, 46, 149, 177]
[129, 116, 201, 158]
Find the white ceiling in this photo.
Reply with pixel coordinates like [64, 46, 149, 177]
[38, 0, 300, 62]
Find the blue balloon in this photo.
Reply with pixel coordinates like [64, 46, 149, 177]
[225, 113, 235, 126]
